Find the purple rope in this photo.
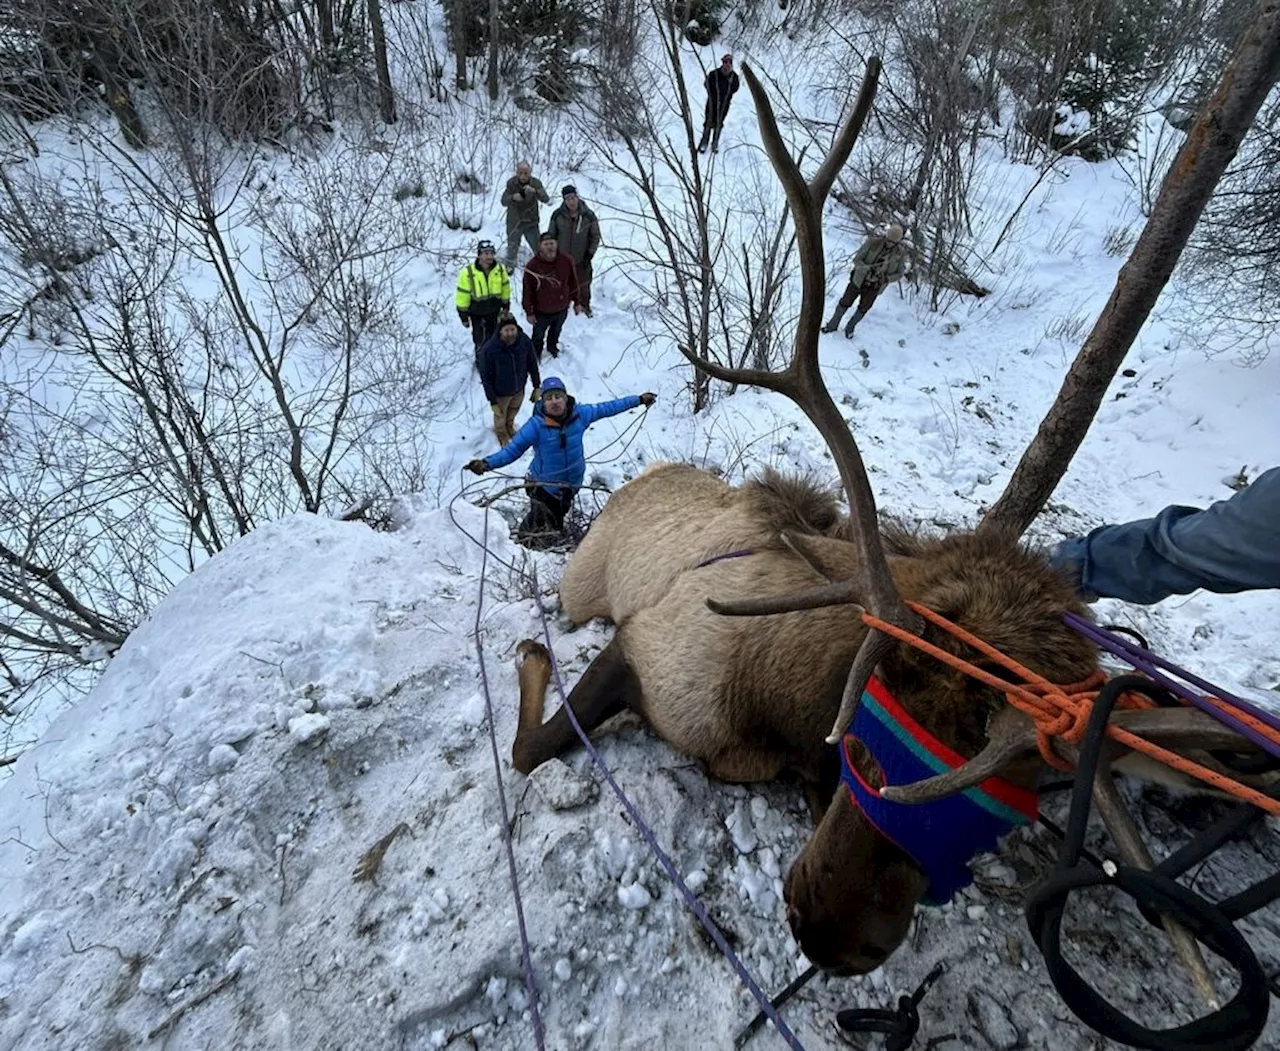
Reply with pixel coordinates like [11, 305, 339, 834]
[695, 548, 756, 570]
[530, 562, 808, 1051]
[1064, 612, 1280, 760]
[474, 505, 546, 1049]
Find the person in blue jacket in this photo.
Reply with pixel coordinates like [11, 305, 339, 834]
[466, 376, 656, 545]
[1052, 466, 1280, 604]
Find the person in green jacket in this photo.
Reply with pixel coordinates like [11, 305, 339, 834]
[501, 161, 551, 270]
[822, 224, 909, 338]
[456, 240, 512, 366]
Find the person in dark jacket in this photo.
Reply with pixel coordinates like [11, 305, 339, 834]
[466, 377, 657, 546]
[501, 161, 551, 270]
[549, 185, 601, 317]
[698, 53, 740, 154]
[822, 224, 909, 338]
[1051, 466, 1280, 604]
[522, 232, 581, 360]
[477, 314, 541, 445]
[456, 239, 511, 366]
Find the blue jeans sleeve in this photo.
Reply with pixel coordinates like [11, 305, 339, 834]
[1053, 467, 1280, 604]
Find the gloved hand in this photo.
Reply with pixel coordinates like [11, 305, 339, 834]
[639, 392, 657, 407]
[460, 317, 470, 328]
[573, 304, 583, 315]
[465, 459, 488, 475]
[530, 387, 542, 403]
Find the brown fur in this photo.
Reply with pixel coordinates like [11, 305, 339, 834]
[517, 467, 1098, 973]
[560, 463, 844, 625]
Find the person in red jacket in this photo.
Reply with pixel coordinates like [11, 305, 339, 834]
[521, 231, 581, 359]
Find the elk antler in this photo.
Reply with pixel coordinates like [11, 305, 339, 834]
[687, 58, 921, 744]
[706, 579, 863, 617]
[878, 706, 1270, 804]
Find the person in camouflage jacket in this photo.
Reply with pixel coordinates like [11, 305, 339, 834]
[822, 224, 909, 338]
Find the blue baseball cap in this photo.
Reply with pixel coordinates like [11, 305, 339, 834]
[541, 376, 567, 395]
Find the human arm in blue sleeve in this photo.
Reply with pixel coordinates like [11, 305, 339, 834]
[484, 418, 538, 471]
[577, 395, 642, 426]
[1052, 466, 1280, 604]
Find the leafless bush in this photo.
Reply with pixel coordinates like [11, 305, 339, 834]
[0, 125, 445, 722]
[574, 0, 799, 412]
[1103, 221, 1136, 257]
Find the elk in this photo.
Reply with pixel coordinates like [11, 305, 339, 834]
[510, 60, 1268, 980]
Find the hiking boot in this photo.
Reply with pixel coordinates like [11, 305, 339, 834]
[844, 310, 865, 339]
[820, 319, 839, 334]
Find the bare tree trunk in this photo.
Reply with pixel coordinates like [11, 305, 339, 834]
[368, 0, 396, 123]
[452, 0, 468, 91]
[487, 0, 499, 100]
[316, 0, 335, 47]
[980, 0, 1280, 538]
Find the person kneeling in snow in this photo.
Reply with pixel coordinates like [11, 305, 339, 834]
[466, 377, 656, 547]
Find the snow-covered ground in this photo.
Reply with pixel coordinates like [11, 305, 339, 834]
[3, 21, 1280, 1051]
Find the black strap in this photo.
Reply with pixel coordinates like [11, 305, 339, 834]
[836, 962, 945, 1051]
[1024, 675, 1270, 1051]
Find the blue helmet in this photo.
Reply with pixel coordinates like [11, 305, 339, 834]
[540, 376, 567, 396]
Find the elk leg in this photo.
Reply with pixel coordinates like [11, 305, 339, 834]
[511, 637, 640, 775]
[705, 749, 786, 784]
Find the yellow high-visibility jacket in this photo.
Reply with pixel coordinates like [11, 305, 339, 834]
[455, 261, 511, 318]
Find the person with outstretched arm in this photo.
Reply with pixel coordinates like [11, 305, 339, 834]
[1051, 467, 1280, 604]
[466, 377, 656, 547]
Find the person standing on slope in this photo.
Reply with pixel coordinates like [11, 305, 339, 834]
[501, 161, 551, 270]
[456, 239, 511, 367]
[549, 185, 601, 317]
[522, 231, 581, 360]
[466, 378, 656, 547]
[698, 53, 740, 154]
[821, 223, 909, 338]
[476, 314, 541, 445]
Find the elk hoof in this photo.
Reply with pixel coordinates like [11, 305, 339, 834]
[516, 639, 550, 665]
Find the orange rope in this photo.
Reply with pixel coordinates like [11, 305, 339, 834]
[860, 601, 1280, 818]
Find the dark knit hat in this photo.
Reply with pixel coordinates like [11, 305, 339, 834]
[539, 230, 557, 243]
[498, 313, 518, 332]
[561, 184, 578, 197]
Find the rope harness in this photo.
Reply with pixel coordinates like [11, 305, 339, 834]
[854, 603, 1279, 1050]
[862, 601, 1280, 816]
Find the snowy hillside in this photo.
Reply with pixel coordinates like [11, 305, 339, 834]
[2, 494, 1279, 1051]
[4, 11, 1280, 1051]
